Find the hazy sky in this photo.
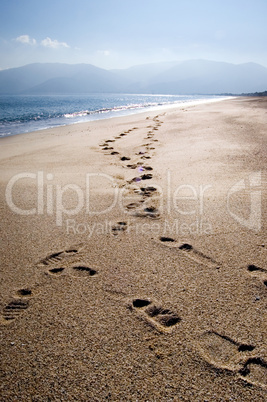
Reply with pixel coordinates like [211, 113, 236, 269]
[0, 0, 266, 70]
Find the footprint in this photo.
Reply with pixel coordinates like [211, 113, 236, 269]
[177, 243, 220, 268]
[159, 237, 176, 243]
[126, 202, 141, 210]
[247, 265, 267, 287]
[38, 247, 80, 267]
[130, 298, 181, 333]
[111, 151, 119, 155]
[16, 288, 33, 297]
[0, 299, 30, 325]
[239, 357, 267, 388]
[247, 265, 266, 273]
[126, 164, 137, 169]
[112, 221, 127, 234]
[143, 207, 160, 218]
[70, 266, 97, 278]
[198, 331, 255, 371]
[143, 166, 153, 171]
[158, 238, 220, 269]
[141, 174, 153, 180]
[129, 177, 141, 184]
[140, 186, 157, 194]
[134, 206, 160, 219]
[48, 267, 65, 276]
[140, 188, 157, 198]
[121, 156, 131, 161]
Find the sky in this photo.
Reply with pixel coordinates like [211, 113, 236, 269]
[0, 0, 267, 71]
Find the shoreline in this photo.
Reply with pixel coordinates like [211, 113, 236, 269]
[0, 94, 232, 139]
[0, 96, 266, 400]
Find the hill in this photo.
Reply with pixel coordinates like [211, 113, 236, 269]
[0, 60, 267, 95]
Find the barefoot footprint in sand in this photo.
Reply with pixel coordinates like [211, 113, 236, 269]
[198, 330, 267, 388]
[111, 221, 128, 235]
[198, 330, 255, 371]
[158, 237, 220, 269]
[239, 357, 267, 388]
[0, 288, 34, 325]
[247, 264, 267, 288]
[0, 244, 97, 325]
[129, 298, 181, 334]
[40, 245, 98, 278]
[37, 247, 81, 268]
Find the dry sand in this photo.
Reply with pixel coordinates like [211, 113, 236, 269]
[0, 97, 266, 401]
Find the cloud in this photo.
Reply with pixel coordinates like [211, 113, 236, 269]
[97, 50, 111, 56]
[16, 35, 36, 45]
[15, 35, 69, 49]
[41, 37, 69, 49]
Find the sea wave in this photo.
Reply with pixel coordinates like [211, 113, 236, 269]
[0, 94, 229, 137]
[63, 101, 168, 118]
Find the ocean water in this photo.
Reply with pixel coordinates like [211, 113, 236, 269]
[0, 93, 225, 138]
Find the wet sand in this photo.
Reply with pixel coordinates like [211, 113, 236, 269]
[0, 97, 266, 400]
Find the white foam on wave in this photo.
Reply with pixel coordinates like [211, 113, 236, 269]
[63, 96, 234, 120]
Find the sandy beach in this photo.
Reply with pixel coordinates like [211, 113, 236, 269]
[0, 97, 266, 400]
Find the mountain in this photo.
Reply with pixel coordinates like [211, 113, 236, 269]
[111, 61, 179, 91]
[141, 60, 267, 94]
[0, 60, 267, 95]
[0, 63, 129, 94]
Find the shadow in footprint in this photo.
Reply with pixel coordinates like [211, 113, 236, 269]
[141, 174, 153, 180]
[143, 166, 153, 171]
[38, 248, 80, 267]
[247, 265, 265, 272]
[140, 186, 157, 197]
[160, 237, 176, 243]
[145, 305, 181, 327]
[71, 266, 97, 277]
[16, 288, 32, 297]
[0, 299, 29, 325]
[134, 207, 160, 219]
[198, 331, 255, 371]
[48, 267, 65, 276]
[126, 202, 141, 210]
[144, 207, 160, 218]
[159, 238, 220, 269]
[239, 357, 267, 388]
[112, 221, 127, 234]
[179, 243, 193, 251]
[130, 298, 181, 333]
[133, 299, 151, 308]
[247, 265, 267, 284]
[179, 243, 220, 268]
